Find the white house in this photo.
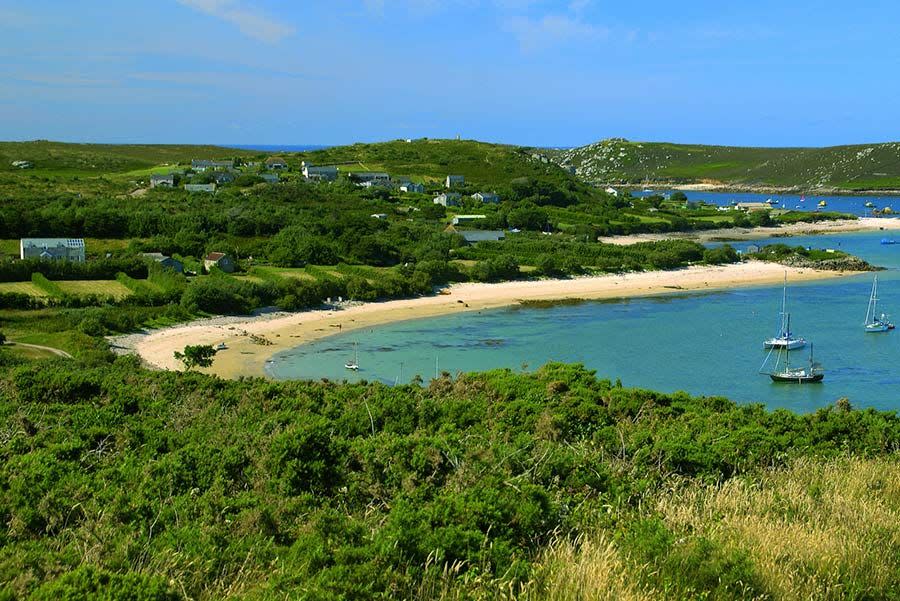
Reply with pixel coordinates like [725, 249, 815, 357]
[434, 193, 461, 207]
[445, 175, 465, 188]
[20, 238, 85, 262]
[473, 192, 499, 203]
[604, 187, 618, 197]
[400, 183, 425, 194]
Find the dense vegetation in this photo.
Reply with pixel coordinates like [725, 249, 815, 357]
[1, 357, 899, 599]
[553, 138, 900, 191]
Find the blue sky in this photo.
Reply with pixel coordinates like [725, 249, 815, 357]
[1, 0, 898, 147]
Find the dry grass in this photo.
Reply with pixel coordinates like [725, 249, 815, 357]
[54, 280, 132, 299]
[0, 281, 49, 296]
[657, 456, 900, 599]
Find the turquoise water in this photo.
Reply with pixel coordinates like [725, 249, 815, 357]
[633, 189, 900, 216]
[267, 231, 900, 411]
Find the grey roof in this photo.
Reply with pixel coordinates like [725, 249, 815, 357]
[460, 230, 505, 243]
[21, 238, 84, 248]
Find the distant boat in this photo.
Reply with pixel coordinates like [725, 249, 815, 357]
[881, 238, 896, 245]
[818, 200, 828, 208]
[763, 274, 807, 350]
[866, 201, 876, 208]
[864, 276, 894, 333]
[345, 341, 360, 370]
[762, 343, 825, 383]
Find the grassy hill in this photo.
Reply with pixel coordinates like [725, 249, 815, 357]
[0, 141, 258, 175]
[552, 138, 900, 191]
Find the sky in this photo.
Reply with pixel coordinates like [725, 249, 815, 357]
[1, 0, 899, 147]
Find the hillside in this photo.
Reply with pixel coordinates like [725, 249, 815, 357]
[552, 138, 900, 191]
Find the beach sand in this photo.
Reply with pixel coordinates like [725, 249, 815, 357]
[597, 217, 900, 246]
[127, 261, 862, 380]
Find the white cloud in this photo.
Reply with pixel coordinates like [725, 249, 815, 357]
[504, 13, 606, 52]
[177, 0, 295, 43]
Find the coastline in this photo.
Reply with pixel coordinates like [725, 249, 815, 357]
[120, 261, 864, 380]
[598, 217, 900, 246]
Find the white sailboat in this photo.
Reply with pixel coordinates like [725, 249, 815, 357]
[864, 276, 894, 333]
[763, 274, 807, 350]
[344, 341, 359, 370]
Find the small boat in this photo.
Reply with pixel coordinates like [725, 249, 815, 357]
[344, 341, 360, 371]
[866, 201, 876, 208]
[764, 343, 825, 383]
[818, 200, 827, 208]
[882, 238, 896, 245]
[763, 274, 807, 350]
[214, 342, 228, 351]
[864, 276, 894, 333]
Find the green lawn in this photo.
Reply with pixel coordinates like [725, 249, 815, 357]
[55, 280, 132, 299]
[0, 282, 49, 296]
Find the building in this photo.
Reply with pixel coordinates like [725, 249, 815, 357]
[604, 187, 618, 197]
[434, 192, 462, 207]
[302, 164, 338, 181]
[735, 202, 770, 212]
[265, 157, 288, 170]
[185, 183, 216, 193]
[445, 175, 465, 188]
[260, 173, 280, 183]
[204, 252, 235, 273]
[370, 213, 388, 220]
[150, 174, 175, 188]
[745, 244, 761, 254]
[11, 160, 33, 169]
[20, 238, 85, 262]
[142, 252, 184, 273]
[191, 159, 234, 172]
[452, 214, 486, 225]
[350, 172, 391, 184]
[213, 172, 235, 185]
[473, 192, 499, 204]
[460, 231, 505, 244]
[400, 182, 425, 193]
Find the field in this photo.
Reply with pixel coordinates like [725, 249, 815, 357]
[54, 280, 132, 299]
[0, 282, 48, 296]
[553, 138, 900, 191]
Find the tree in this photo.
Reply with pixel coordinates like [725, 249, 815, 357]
[174, 344, 217, 370]
[0, 331, 5, 345]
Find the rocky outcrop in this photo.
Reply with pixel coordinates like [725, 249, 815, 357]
[775, 254, 876, 272]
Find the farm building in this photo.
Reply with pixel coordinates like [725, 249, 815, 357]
[473, 192, 499, 203]
[350, 172, 391, 184]
[20, 238, 85, 262]
[142, 252, 184, 273]
[150, 174, 175, 188]
[452, 214, 486, 225]
[204, 252, 235, 273]
[185, 183, 216, 193]
[191, 159, 234, 172]
[460, 231, 505, 244]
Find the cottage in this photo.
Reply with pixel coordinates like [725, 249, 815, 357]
[452, 214, 487, 225]
[204, 252, 235, 273]
[350, 172, 391, 184]
[260, 173, 280, 183]
[400, 183, 425, 194]
[191, 159, 234, 172]
[213, 172, 236, 185]
[735, 202, 770, 212]
[472, 192, 499, 204]
[460, 231, 505, 244]
[150, 174, 175, 188]
[445, 175, 465, 188]
[20, 238, 85, 262]
[302, 164, 338, 181]
[265, 157, 288, 170]
[142, 252, 184, 273]
[185, 183, 216, 193]
[604, 187, 618, 197]
[434, 192, 461, 207]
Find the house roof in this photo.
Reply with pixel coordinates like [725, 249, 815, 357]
[265, 157, 288, 164]
[460, 230, 505, 243]
[21, 238, 84, 248]
[205, 252, 227, 261]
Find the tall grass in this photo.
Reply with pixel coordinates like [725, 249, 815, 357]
[30, 273, 64, 298]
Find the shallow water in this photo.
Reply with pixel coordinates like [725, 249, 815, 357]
[267, 231, 900, 411]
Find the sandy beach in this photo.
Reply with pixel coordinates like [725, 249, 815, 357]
[597, 217, 900, 246]
[122, 261, 863, 380]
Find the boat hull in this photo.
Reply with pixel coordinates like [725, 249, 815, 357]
[763, 339, 806, 350]
[769, 373, 824, 383]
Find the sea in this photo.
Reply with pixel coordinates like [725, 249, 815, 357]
[266, 201, 900, 412]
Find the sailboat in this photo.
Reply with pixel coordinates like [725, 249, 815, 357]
[344, 341, 359, 370]
[763, 274, 807, 350]
[762, 343, 825, 383]
[864, 276, 894, 333]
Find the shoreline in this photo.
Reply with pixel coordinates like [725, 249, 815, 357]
[598, 217, 900, 246]
[121, 261, 864, 380]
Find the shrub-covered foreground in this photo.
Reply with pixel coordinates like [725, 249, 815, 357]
[2, 359, 900, 599]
